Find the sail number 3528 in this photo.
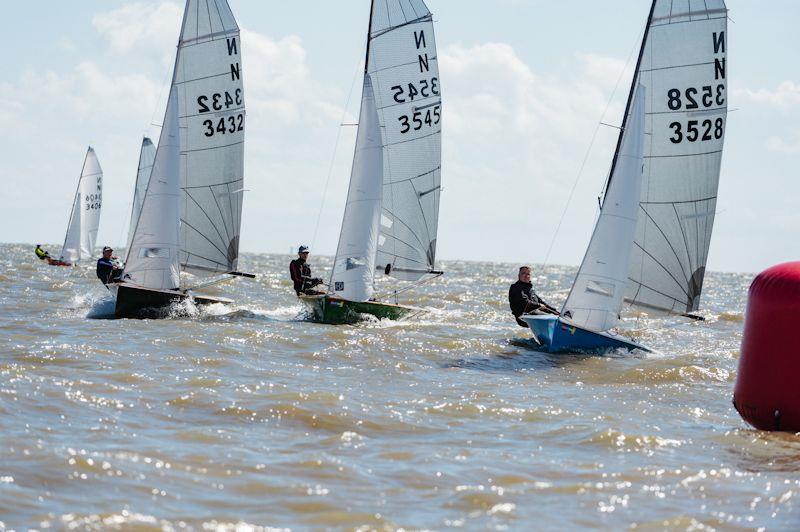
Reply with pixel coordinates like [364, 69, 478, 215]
[399, 106, 440, 134]
[669, 118, 724, 144]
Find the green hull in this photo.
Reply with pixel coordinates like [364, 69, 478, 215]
[299, 295, 420, 325]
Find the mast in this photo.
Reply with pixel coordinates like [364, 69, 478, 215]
[601, 0, 656, 205]
[364, 0, 375, 73]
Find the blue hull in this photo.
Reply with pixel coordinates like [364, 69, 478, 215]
[520, 315, 649, 353]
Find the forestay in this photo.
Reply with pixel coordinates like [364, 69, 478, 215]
[177, 0, 245, 278]
[60, 147, 103, 263]
[125, 137, 155, 255]
[562, 86, 646, 332]
[618, 0, 728, 314]
[370, 0, 443, 282]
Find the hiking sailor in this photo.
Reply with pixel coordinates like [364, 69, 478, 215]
[290, 245, 324, 296]
[509, 265, 559, 327]
[96, 246, 123, 285]
[34, 244, 50, 261]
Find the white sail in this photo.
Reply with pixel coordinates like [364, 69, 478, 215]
[330, 76, 384, 302]
[60, 147, 103, 263]
[123, 88, 181, 290]
[125, 137, 155, 255]
[619, 0, 728, 314]
[368, 0, 443, 282]
[177, 0, 245, 278]
[562, 85, 646, 332]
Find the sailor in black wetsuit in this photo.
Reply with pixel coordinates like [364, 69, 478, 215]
[96, 246, 122, 285]
[508, 265, 559, 327]
[289, 245, 324, 296]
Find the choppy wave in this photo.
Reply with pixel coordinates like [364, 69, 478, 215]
[3, 244, 798, 529]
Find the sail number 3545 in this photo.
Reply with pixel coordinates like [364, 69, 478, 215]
[399, 105, 440, 134]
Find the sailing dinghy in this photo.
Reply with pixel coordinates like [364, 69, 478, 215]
[111, 0, 253, 318]
[523, 0, 729, 352]
[301, 0, 443, 324]
[49, 147, 103, 266]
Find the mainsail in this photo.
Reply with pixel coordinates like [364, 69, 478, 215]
[330, 0, 443, 301]
[125, 137, 155, 255]
[562, 86, 646, 332]
[611, 0, 728, 314]
[60, 147, 103, 263]
[124, 0, 245, 290]
[177, 0, 245, 277]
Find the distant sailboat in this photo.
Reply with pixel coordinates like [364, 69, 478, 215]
[301, 0, 443, 324]
[48, 147, 103, 266]
[111, 0, 253, 318]
[523, 0, 729, 352]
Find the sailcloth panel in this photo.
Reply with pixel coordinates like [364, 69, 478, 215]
[126, 138, 155, 255]
[124, 89, 181, 291]
[369, 0, 442, 281]
[60, 147, 103, 263]
[331, 76, 384, 302]
[177, 0, 245, 277]
[626, 0, 728, 314]
[563, 86, 646, 332]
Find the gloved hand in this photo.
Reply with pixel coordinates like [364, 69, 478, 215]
[311, 277, 323, 286]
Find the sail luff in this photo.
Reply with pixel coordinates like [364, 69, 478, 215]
[602, 0, 657, 205]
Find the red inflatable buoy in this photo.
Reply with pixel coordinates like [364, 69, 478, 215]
[733, 262, 800, 431]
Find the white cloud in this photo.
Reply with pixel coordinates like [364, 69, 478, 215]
[734, 81, 800, 108]
[766, 129, 800, 154]
[436, 42, 626, 262]
[92, 2, 182, 55]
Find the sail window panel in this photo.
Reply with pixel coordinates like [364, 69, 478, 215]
[369, 28, 439, 109]
[650, 0, 727, 26]
[644, 19, 727, 72]
[370, 0, 431, 35]
[181, 181, 242, 272]
[178, 39, 241, 83]
[643, 153, 723, 205]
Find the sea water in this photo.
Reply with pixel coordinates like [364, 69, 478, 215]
[1, 243, 797, 529]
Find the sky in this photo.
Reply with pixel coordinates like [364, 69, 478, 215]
[0, 0, 798, 273]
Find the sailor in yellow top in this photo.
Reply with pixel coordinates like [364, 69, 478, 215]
[34, 244, 50, 261]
